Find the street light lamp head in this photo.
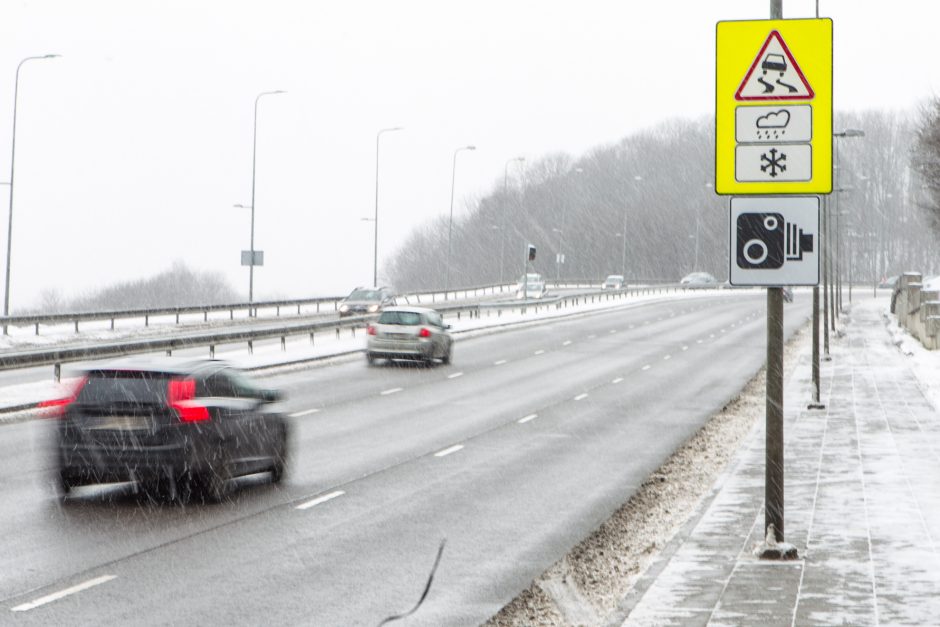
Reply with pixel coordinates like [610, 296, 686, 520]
[835, 128, 864, 138]
[43, 54, 61, 59]
[466, 145, 477, 151]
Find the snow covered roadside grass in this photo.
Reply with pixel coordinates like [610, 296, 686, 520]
[485, 315, 813, 626]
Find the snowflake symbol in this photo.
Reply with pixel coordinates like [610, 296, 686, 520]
[760, 148, 787, 178]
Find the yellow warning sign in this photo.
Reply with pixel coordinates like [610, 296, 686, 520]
[716, 18, 832, 195]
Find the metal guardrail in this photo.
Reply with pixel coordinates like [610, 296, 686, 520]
[0, 282, 719, 379]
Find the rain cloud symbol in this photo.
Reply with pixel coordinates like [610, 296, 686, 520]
[755, 109, 791, 140]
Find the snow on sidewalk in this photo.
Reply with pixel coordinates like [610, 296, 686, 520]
[621, 296, 940, 626]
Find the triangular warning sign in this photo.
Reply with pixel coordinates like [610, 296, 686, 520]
[735, 30, 814, 101]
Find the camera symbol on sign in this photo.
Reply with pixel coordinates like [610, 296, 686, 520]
[737, 212, 814, 270]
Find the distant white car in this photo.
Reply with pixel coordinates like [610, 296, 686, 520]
[602, 274, 624, 290]
[680, 272, 719, 288]
[516, 273, 546, 299]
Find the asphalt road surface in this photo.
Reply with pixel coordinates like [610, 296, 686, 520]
[0, 292, 810, 625]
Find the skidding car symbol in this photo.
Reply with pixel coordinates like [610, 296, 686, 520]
[761, 53, 787, 72]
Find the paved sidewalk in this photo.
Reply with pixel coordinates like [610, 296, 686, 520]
[616, 297, 940, 625]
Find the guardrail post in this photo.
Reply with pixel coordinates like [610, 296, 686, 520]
[176, 313, 180, 324]
[54, 363, 61, 382]
[277, 305, 281, 316]
[36, 322, 40, 335]
[281, 336, 286, 351]
[336, 328, 340, 340]
[310, 332, 315, 345]
[297, 304, 301, 315]
[204, 311, 208, 322]
[230, 310, 234, 320]
[248, 340, 253, 355]
[145, 315, 149, 327]
[209, 345, 215, 358]
[166, 348, 172, 356]
[75, 321, 80, 333]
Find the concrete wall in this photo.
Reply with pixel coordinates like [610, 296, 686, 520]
[894, 272, 940, 350]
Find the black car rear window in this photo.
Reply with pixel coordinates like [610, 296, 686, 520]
[348, 289, 381, 300]
[76, 370, 172, 405]
[378, 311, 422, 325]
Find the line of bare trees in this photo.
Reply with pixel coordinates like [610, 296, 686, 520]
[388, 107, 939, 293]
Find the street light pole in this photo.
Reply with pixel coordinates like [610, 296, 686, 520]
[445, 144, 476, 296]
[373, 126, 403, 288]
[4, 54, 59, 319]
[500, 156, 525, 285]
[247, 89, 285, 309]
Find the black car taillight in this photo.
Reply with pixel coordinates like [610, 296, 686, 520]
[167, 378, 211, 423]
[37, 376, 87, 418]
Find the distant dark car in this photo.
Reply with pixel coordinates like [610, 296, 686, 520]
[44, 358, 288, 502]
[339, 286, 397, 317]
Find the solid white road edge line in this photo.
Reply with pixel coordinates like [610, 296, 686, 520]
[434, 444, 464, 457]
[380, 387, 403, 396]
[296, 490, 345, 511]
[447, 372, 464, 379]
[290, 408, 320, 417]
[518, 414, 537, 424]
[11, 575, 118, 612]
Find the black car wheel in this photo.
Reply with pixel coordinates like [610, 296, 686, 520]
[366, 352, 376, 366]
[270, 426, 288, 484]
[442, 344, 452, 365]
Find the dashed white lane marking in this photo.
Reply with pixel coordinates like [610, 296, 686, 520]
[380, 387, 403, 396]
[574, 393, 588, 401]
[682, 346, 689, 351]
[11, 575, 118, 612]
[290, 408, 319, 418]
[534, 350, 545, 355]
[642, 365, 652, 371]
[518, 414, 538, 424]
[664, 355, 671, 360]
[562, 340, 572, 346]
[609, 329, 618, 334]
[494, 359, 508, 365]
[709, 334, 715, 339]
[612, 377, 624, 384]
[296, 490, 345, 511]
[629, 325, 635, 329]
[434, 444, 464, 457]
[447, 372, 464, 379]
[697, 339, 704, 344]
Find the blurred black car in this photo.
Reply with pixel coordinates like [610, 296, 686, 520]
[43, 358, 288, 502]
[338, 286, 397, 317]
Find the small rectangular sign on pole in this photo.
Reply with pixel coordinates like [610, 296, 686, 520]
[241, 250, 264, 266]
[729, 196, 819, 286]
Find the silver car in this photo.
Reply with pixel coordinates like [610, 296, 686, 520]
[366, 306, 453, 366]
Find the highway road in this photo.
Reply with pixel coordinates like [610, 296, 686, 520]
[0, 292, 810, 625]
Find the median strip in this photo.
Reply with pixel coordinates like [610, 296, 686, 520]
[434, 444, 464, 458]
[11, 575, 117, 612]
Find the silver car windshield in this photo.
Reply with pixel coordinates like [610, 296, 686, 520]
[378, 311, 422, 325]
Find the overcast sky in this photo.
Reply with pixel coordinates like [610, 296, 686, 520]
[2, 0, 937, 309]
